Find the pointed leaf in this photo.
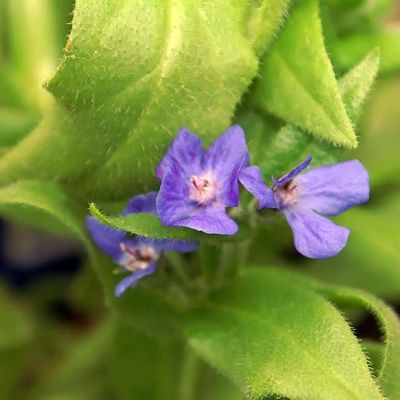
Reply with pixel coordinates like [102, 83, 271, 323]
[257, 0, 357, 148]
[258, 49, 379, 178]
[185, 268, 384, 400]
[339, 47, 380, 123]
[89, 202, 202, 241]
[318, 285, 400, 399]
[89, 202, 248, 244]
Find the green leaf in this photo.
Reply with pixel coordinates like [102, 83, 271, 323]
[89, 203, 203, 241]
[362, 341, 384, 377]
[257, 0, 357, 148]
[0, 180, 88, 240]
[318, 285, 400, 399]
[338, 47, 380, 123]
[185, 268, 383, 400]
[245, 0, 293, 56]
[258, 124, 341, 181]
[89, 202, 249, 244]
[257, 48, 379, 178]
[0, 0, 276, 200]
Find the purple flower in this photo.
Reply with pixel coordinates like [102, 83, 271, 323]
[258, 157, 370, 259]
[86, 192, 198, 297]
[156, 125, 259, 235]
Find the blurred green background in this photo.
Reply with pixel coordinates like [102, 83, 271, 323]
[0, 1, 399, 399]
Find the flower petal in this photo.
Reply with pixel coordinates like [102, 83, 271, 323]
[123, 192, 158, 215]
[283, 208, 350, 259]
[216, 155, 245, 207]
[174, 208, 238, 235]
[86, 216, 124, 261]
[204, 125, 249, 207]
[296, 159, 369, 216]
[273, 155, 312, 187]
[156, 127, 202, 180]
[204, 125, 249, 176]
[152, 238, 199, 253]
[238, 166, 276, 209]
[156, 161, 198, 226]
[114, 263, 157, 298]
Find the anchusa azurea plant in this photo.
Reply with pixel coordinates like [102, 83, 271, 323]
[87, 192, 198, 297]
[1, 0, 400, 399]
[88, 127, 370, 294]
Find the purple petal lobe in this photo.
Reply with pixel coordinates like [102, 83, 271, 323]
[86, 216, 124, 261]
[284, 208, 350, 259]
[156, 128, 202, 180]
[273, 155, 312, 187]
[156, 161, 198, 226]
[174, 208, 238, 235]
[238, 166, 276, 209]
[216, 155, 245, 208]
[204, 125, 249, 176]
[204, 125, 249, 207]
[123, 192, 157, 215]
[114, 263, 157, 298]
[296, 159, 369, 216]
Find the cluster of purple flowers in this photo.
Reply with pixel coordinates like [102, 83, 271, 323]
[87, 126, 369, 297]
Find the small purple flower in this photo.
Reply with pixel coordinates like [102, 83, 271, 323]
[86, 192, 198, 297]
[156, 125, 259, 235]
[257, 156, 370, 259]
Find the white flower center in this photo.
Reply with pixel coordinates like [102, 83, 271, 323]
[119, 243, 159, 272]
[189, 173, 217, 205]
[274, 179, 300, 209]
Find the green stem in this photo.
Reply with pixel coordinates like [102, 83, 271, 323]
[165, 253, 192, 289]
[178, 346, 200, 400]
[215, 240, 251, 288]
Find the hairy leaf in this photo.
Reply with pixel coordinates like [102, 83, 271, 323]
[245, 0, 292, 56]
[257, 0, 356, 148]
[338, 47, 380, 123]
[185, 268, 383, 400]
[89, 202, 249, 244]
[257, 48, 379, 179]
[319, 285, 400, 399]
[0, 0, 284, 200]
[89, 203, 203, 241]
